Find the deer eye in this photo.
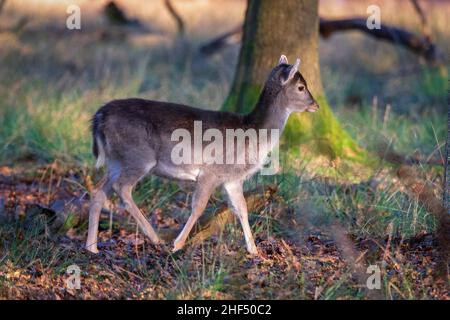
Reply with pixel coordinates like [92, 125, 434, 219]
[298, 85, 305, 92]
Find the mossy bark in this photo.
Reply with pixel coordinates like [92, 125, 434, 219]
[223, 0, 371, 171]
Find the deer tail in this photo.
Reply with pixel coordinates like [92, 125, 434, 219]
[91, 111, 106, 169]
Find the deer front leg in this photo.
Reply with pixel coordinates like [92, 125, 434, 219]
[173, 175, 217, 252]
[223, 181, 258, 255]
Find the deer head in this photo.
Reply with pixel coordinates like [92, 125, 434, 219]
[272, 55, 319, 113]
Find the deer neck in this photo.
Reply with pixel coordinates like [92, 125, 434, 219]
[245, 87, 290, 132]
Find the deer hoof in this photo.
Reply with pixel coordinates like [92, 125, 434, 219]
[86, 245, 99, 254]
[247, 246, 259, 257]
[151, 236, 164, 245]
[172, 240, 185, 253]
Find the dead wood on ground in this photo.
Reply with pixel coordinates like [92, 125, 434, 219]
[200, 17, 442, 64]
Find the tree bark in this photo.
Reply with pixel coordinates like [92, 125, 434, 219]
[223, 0, 365, 164]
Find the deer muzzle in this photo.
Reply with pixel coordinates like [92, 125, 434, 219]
[307, 102, 319, 113]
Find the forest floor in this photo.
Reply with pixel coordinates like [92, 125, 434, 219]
[0, 162, 448, 299]
[0, 0, 449, 299]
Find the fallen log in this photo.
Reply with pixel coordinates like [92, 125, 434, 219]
[200, 17, 442, 64]
[319, 18, 440, 63]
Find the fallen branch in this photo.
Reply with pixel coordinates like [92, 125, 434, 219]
[410, 0, 430, 36]
[164, 0, 185, 37]
[8, 16, 28, 33]
[319, 18, 440, 63]
[199, 25, 243, 55]
[103, 1, 141, 27]
[200, 17, 442, 64]
[0, 0, 29, 34]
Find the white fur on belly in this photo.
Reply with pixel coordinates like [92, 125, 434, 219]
[156, 163, 200, 181]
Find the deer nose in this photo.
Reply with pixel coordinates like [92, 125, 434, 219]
[307, 102, 319, 112]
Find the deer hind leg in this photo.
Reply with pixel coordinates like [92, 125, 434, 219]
[86, 176, 114, 253]
[223, 181, 258, 255]
[113, 163, 161, 245]
[173, 175, 218, 252]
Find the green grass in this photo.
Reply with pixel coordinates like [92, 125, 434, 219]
[338, 103, 446, 158]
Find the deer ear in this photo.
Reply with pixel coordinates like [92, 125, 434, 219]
[278, 55, 288, 65]
[289, 58, 301, 77]
[282, 58, 301, 85]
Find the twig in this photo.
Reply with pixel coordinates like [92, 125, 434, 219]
[410, 0, 430, 36]
[164, 0, 185, 37]
[9, 16, 29, 33]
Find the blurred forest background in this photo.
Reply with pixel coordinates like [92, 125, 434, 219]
[0, 0, 448, 299]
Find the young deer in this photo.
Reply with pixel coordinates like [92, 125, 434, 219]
[86, 55, 318, 255]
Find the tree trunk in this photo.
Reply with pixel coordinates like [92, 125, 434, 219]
[223, 0, 366, 166]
